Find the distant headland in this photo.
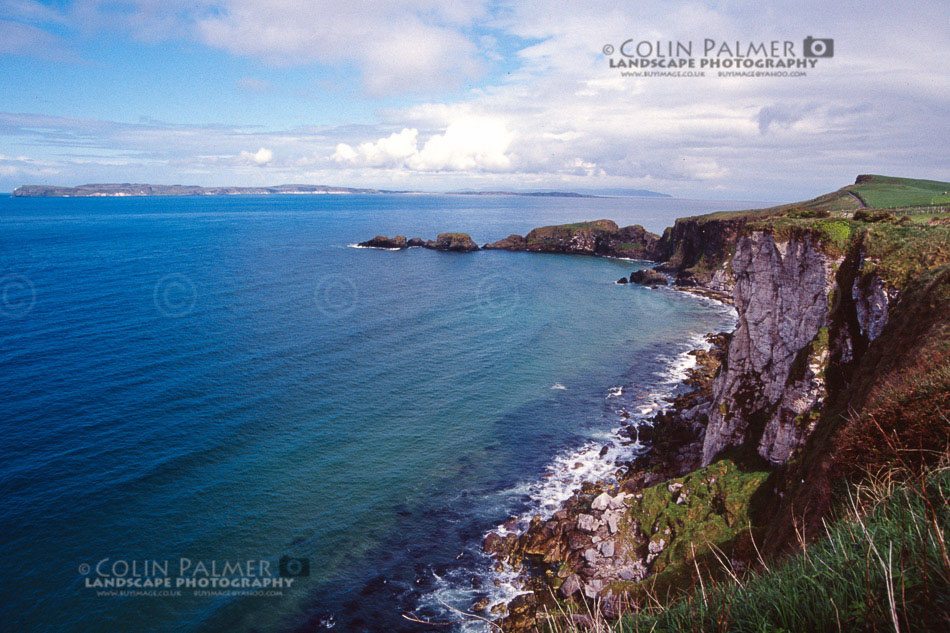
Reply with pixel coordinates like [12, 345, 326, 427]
[10, 183, 670, 199]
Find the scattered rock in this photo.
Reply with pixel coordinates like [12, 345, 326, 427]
[583, 579, 603, 599]
[559, 574, 582, 598]
[576, 514, 599, 533]
[483, 532, 502, 554]
[591, 492, 612, 511]
[584, 548, 600, 565]
[617, 276, 628, 284]
[608, 493, 628, 510]
[568, 531, 590, 550]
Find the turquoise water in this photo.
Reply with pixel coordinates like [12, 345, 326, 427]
[0, 194, 743, 632]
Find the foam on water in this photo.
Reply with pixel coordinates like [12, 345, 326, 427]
[416, 294, 737, 629]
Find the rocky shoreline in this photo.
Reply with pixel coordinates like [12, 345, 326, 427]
[356, 177, 949, 631]
[481, 321, 734, 631]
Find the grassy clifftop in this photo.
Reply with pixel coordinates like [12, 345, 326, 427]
[509, 176, 950, 633]
[659, 175, 950, 284]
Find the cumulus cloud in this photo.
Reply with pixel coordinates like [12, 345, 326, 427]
[2, 1, 948, 197]
[238, 147, 273, 165]
[333, 119, 513, 172]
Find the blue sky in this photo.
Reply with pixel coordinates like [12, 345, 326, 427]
[0, 0, 947, 199]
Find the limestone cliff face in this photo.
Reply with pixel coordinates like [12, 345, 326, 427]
[702, 231, 839, 465]
[701, 230, 898, 466]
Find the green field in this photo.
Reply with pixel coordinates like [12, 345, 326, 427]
[844, 174, 950, 208]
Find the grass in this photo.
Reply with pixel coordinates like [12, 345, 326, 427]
[859, 221, 950, 287]
[537, 467, 950, 633]
[846, 175, 950, 208]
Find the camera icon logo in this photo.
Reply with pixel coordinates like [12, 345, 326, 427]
[803, 36, 834, 58]
[278, 556, 310, 577]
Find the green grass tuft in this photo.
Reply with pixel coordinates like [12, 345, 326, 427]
[615, 468, 950, 633]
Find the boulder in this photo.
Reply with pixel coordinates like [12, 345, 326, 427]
[568, 531, 590, 550]
[591, 492, 612, 511]
[407, 237, 425, 247]
[424, 233, 480, 252]
[629, 268, 667, 286]
[617, 276, 629, 284]
[559, 574, 582, 598]
[358, 235, 407, 249]
[483, 532, 503, 554]
[576, 514, 599, 533]
[502, 592, 537, 632]
[608, 493, 628, 510]
[583, 548, 600, 565]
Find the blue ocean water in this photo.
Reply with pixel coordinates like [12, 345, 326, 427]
[0, 194, 747, 632]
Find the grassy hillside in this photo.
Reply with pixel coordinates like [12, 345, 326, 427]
[612, 468, 950, 633]
[846, 174, 950, 208]
[686, 175, 950, 223]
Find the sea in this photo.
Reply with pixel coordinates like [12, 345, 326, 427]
[0, 193, 753, 632]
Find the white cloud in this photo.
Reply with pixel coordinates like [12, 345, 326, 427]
[69, 0, 488, 95]
[2, 1, 948, 198]
[333, 118, 513, 172]
[239, 147, 273, 165]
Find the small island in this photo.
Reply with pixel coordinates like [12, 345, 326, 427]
[11, 183, 668, 199]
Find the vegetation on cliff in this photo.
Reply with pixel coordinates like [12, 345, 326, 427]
[489, 175, 950, 633]
[608, 468, 950, 633]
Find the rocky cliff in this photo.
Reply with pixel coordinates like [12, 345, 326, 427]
[701, 230, 841, 465]
[487, 177, 950, 631]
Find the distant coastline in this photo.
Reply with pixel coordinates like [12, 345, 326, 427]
[10, 183, 670, 199]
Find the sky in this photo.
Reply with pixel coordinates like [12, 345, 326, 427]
[0, 0, 947, 199]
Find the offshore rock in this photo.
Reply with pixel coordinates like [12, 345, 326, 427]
[484, 234, 528, 250]
[358, 235, 407, 249]
[424, 233, 480, 252]
[629, 268, 667, 286]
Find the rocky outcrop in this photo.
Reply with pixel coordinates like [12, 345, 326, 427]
[628, 269, 667, 287]
[654, 216, 756, 289]
[358, 235, 408, 249]
[484, 220, 661, 259]
[483, 334, 752, 633]
[702, 231, 840, 465]
[358, 233, 478, 251]
[484, 234, 527, 250]
[423, 233, 480, 252]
